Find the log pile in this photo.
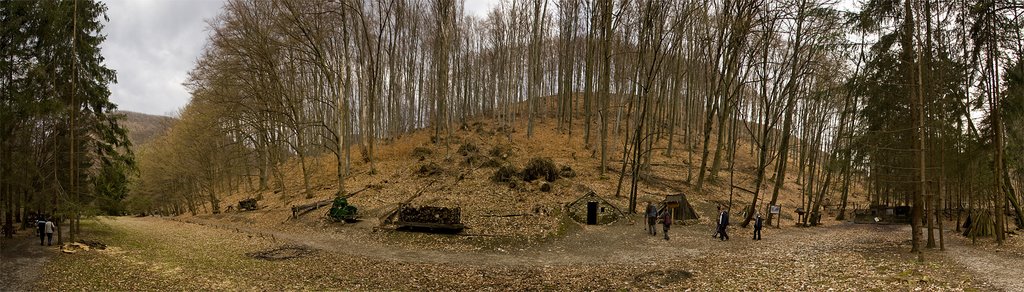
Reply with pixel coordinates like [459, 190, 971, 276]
[399, 205, 461, 225]
[79, 239, 107, 249]
[291, 199, 333, 218]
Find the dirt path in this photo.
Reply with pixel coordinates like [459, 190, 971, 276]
[943, 234, 1024, 291]
[0, 227, 63, 291]
[181, 216, 706, 266]
[181, 216, 998, 290]
[183, 215, 889, 267]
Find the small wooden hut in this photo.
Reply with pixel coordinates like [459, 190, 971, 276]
[567, 191, 625, 225]
[661, 193, 700, 221]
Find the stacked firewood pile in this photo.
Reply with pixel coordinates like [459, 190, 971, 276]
[399, 206, 461, 225]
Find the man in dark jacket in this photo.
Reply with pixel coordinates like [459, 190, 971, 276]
[645, 202, 658, 236]
[753, 212, 763, 240]
[718, 208, 730, 241]
[36, 216, 46, 246]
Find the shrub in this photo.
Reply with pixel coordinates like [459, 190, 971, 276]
[465, 154, 481, 165]
[522, 157, 559, 182]
[418, 162, 444, 176]
[492, 164, 520, 183]
[457, 143, 479, 156]
[465, 154, 494, 166]
[559, 165, 577, 178]
[480, 157, 502, 168]
[412, 147, 432, 160]
[489, 144, 514, 160]
[466, 152, 501, 168]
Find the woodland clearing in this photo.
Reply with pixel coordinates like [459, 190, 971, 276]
[3, 216, 1017, 291]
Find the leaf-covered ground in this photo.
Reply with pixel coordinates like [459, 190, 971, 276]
[18, 216, 1018, 291]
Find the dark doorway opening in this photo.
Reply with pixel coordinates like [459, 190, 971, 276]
[587, 202, 598, 225]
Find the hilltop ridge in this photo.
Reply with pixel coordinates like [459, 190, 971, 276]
[117, 110, 175, 147]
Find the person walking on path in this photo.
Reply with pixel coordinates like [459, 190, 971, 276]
[718, 208, 730, 241]
[753, 212, 763, 240]
[36, 217, 46, 246]
[645, 202, 658, 236]
[44, 218, 55, 246]
[662, 209, 672, 241]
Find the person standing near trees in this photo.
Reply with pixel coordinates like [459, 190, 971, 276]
[36, 216, 46, 246]
[645, 201, 658, 236]
[713, 205, 722, 238]
[44, 218, 55, 246]
[718, 207, 730, 241]
[753, 212, 763, 240]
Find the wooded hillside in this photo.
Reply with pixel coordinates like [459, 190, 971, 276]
[117, 111, 175, 147]
[130, 0, 1024, 253]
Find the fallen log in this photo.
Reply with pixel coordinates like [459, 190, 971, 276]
[291, 199, 333, 218]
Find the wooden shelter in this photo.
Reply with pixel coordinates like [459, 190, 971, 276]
[661, 193, 699, 221]
[853, 205, 911, 224]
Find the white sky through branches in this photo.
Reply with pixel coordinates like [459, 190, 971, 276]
[102, 0, 500, 116]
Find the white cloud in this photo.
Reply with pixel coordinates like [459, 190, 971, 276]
[101, 0, 225, 116]
[464, 0, 500, 18]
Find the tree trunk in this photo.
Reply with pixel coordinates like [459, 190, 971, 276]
[598, 0, 612, 177]
[766, 0, 806, 224]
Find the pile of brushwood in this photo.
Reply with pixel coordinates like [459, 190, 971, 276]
[399, 205, 461, 225]
[522, 157, 559, 182]
[238, 198, 258, 211]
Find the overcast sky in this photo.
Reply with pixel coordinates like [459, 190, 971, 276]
[102, 0, 225, 116]
[103, 0, 500, 117]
